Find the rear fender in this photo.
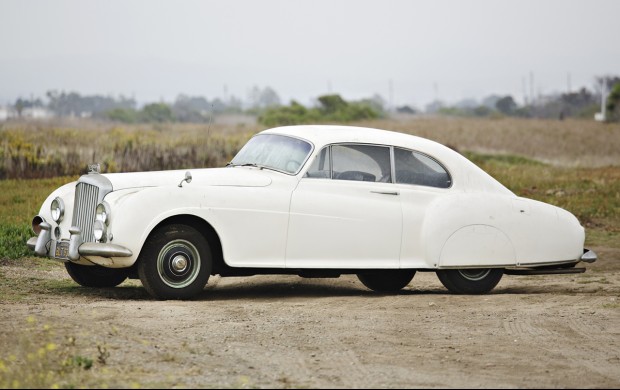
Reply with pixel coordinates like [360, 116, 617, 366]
[439, 224, 516, 267]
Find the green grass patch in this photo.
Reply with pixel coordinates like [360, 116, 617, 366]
[0, 176, 76, 225]
[465, 152, 545, 167]
[0, 177, 77, 260]
[0, 224, 33, 259]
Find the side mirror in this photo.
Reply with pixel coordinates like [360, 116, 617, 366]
[178, 171, 192, 188]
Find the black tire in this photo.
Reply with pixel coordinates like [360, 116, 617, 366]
[65, 262, 128, 288]
[138, 224, 212, 300]
[436, 268, 503, 294]
[357, 270, 416, 293]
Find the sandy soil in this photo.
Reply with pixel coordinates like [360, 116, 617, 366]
[1, 246, 619, 388]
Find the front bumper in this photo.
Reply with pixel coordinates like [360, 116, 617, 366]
[27, 223, 132, 261]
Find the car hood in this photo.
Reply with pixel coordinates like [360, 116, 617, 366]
[102, 167, 272, 191]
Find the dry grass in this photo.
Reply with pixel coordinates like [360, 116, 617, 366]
[358, 117, 620, 167]
[2, 117, 619, 180]
[0, 119, 260, 179]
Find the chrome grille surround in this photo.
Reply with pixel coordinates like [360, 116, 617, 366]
[72, 183, 99, 242]
[71, 173, 113, 243]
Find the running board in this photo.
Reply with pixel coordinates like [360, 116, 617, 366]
[505, 268, 586, 276]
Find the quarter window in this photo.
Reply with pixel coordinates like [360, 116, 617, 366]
[394, 148, 451, 188]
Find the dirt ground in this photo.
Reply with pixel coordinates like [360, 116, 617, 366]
[1, 246, 619, 388]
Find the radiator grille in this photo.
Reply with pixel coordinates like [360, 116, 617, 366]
[72, 183, 99, 242]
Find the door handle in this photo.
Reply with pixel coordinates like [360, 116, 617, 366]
[370, 190, 400, 196]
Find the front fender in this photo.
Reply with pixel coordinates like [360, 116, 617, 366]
[101, 185, 214, 268]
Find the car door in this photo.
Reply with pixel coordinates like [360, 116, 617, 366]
[286, 144, 402, 269]
[393, 147, 453, 268]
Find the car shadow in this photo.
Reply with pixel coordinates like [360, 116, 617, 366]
[52, 278, 605, 301]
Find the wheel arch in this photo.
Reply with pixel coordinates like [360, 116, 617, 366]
[136, 214, 225, 275]
[439, 224, 516, 268]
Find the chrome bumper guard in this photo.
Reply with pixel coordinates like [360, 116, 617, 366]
[27, 226, 132, 260]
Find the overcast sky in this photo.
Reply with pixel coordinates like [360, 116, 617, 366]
[1, 0, 619, 108]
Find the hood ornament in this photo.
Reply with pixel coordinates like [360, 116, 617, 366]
[88, 163, 101, 174]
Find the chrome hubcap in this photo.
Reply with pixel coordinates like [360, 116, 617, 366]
[458, 269, 491, 281]
[157, 239, 201, 289]
[171, 255, 188, 272]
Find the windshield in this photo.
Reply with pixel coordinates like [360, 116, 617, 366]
[229, 134, 313, 174]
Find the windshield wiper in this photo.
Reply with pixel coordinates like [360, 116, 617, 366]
[226, 162, 281, 173]
[226, 162, 259, 168]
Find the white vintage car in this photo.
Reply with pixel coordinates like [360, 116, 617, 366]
[28, 125, 597, 299]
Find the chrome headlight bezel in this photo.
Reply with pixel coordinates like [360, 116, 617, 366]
[32, 215, 45, 236]
[96, 201, 111, 225]
[50, 197, 65, 223]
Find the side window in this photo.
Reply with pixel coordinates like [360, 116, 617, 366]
[305, 147, 331, 178]
[332, 145, 391, 183]
[394, 148, 451, 188]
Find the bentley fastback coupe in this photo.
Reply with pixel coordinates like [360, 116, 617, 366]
[28, 125, 597, 299]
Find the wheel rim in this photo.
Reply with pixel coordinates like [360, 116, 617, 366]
[157, 239, 201, 288]
[458, 269, 491, 281]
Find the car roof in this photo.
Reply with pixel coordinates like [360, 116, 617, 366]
[262, 125, 449, 154]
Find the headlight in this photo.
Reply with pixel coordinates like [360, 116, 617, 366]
[96, 202, 111, 225]
[93, 220, 107, 242]
[50, 198, 65, 223]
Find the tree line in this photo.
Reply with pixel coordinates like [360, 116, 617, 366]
[6, 76, 620, 124]
[427, 76, 620, 121]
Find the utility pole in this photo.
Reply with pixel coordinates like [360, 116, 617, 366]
[529, 71, 535, 105]
[595, 79, 607, 122]
[388, 79, 394, 112]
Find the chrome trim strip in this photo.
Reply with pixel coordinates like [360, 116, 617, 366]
[517, 259, 581, 267]
[439, 259, 580, 270]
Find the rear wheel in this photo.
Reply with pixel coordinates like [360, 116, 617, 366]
[138, 224, 212, 300]
[65, 262, 128, 288]
[436, 268, 503, 294]
[357, 270, 416, 293]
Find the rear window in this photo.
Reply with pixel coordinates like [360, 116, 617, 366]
[394, 148, 451, 188]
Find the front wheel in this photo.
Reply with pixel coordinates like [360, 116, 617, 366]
[65, 262, 128, 288]
[436, 268, 503, 294]
[357, 270, 416, 293]
[138, 224, 212, 300]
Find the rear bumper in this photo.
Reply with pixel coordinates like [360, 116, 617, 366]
[505, 248, 597, 276]
[580, 249, 597, 263]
